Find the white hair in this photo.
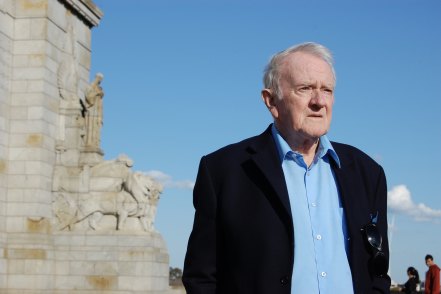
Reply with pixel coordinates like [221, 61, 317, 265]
[263, 42, 336, 99]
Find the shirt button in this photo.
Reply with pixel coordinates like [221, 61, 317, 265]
[321, 272, 327, 277]
[311, 202, 316, 207]
[280, 276, 290, 285]
[316, 235, 322, 240]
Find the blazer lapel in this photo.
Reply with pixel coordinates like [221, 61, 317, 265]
[331, 145, 360, 236]
[245, 126, 293, 227]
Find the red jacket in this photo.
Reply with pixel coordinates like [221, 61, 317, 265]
[425, 264, 440, 294]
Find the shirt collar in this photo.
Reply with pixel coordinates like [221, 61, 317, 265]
[271, 123, 341, 168]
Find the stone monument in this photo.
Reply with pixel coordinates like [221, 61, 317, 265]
[0, 0, 177, 292]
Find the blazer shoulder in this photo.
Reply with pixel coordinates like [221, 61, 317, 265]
[331, 141, 383, 170]
[204, 127, 272, 162]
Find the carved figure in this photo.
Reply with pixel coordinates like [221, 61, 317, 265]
[54, 170, 162, 231]
[84, 73, 104, 149]
[53, 192, 78, 230]
[125, 174, 162, 231]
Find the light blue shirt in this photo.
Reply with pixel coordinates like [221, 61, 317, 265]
[271, 124, 354, 294]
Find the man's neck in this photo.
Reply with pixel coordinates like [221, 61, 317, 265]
[287, 136, 320, 166]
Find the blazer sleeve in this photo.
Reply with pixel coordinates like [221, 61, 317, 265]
[372, 166, 392, 293]
[182, 156, 217, 294]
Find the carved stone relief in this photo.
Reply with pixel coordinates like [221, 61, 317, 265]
[53, 161, 163, 232]
[52, 69, 163, 233]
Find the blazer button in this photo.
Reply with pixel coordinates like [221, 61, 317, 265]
[280, 276, 290, 285]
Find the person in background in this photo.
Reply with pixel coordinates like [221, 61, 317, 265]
[182, 42, 391, 294]
[424, 254, 440, 294]
[400, 266, 420, 294]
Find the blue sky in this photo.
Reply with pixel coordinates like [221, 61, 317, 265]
[91, 0, 441, 284]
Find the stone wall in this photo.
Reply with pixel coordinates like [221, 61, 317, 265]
[0, 1, 175, 292]
[0, 0, 14, 288]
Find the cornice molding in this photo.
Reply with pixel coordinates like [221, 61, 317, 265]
[61, 0, 103, 27]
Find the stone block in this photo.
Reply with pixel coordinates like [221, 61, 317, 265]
[43, 80, 59, 97]
[54, 260, 69, 275]
[25, 161, 53, 177]
[7, 173, 51, 190]
[46, 19, 64, 51]
[14, 18, 31, 40]
[118, 260, 152, 276]
[24, 259, 53, 274]
[85, 249, 117, 261]
[7, 189, 24, 201]
[0, 116, 5, 130]
[11, 80, 28, 93]
[92, 261, 118, 275]
[13, 40, 46, 55]
[28, 106, 57, 124]
[5, 248, 47, 260]
[77, 42, 91, 69]
[74, 19, 91, 49]
[11, 92, 59, 112]
[84, 235, 119, 247]
[0, 157, 7, 173]
[44, 55, 58, 75]
[53, 234, 85, 247]
[9, 147, 55, 163]
[7, 203, 51, 220]
[6, 232, 54, 247]
[10, 119, 56, 137]
[7, 160, 25, 174]
[8, 273, 53, 290]
[26, 80, 45, 92]
[28, 53, 45, 67]
[30, 18, 48, 39]
[46, 0, 66, 31]
[85, 275, 118, 291]
[70, 260, 95, 275]
[13, 55, 29, 67]
[55, 275, 86, 290]
[14, 0, 49, 18]
[119, 276, 152, 291]
[9, 133, 32, 147]
[12, 66, 46, 80]
[44, 40, 61, 62]
[6, 259, 25, 274]
[54, 249, 86, 261]
[25, 216, 52, 234]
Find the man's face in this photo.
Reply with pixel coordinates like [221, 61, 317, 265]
[266, 52, 335, 143]
[426, 258, 434, 267]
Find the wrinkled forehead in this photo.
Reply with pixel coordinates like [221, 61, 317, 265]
[280, 52, 335, 84]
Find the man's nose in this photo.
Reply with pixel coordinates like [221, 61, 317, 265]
[311, 89, 326, 106]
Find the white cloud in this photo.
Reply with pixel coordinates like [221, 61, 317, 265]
[145, 170, 195, 190]
[388, 185, 441, 221]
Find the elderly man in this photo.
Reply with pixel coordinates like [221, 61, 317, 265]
[183, 42, 390, 294]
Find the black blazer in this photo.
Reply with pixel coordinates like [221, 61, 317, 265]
[183, 125, 391, 294]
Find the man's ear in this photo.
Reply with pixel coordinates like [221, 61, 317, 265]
[261, 89, 279, 118]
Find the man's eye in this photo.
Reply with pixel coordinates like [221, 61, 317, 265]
[299, 86, 311, 92]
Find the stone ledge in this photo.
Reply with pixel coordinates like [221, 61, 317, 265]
[61, 0, 103, 27]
